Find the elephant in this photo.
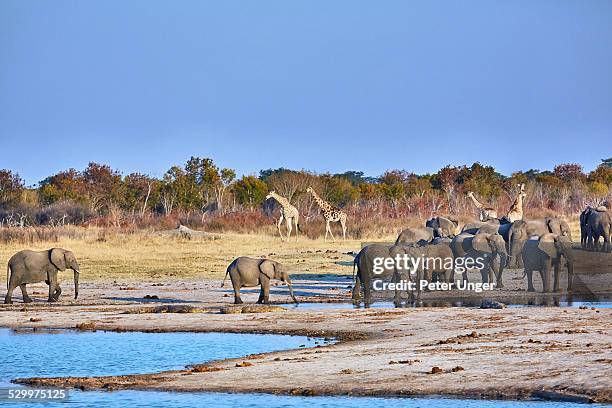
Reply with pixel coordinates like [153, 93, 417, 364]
[521, 233, 574, 292]
[352, 244, 415, 306]
[405, 242, 455, 285]
[507, 218, 571, 268]
[580, 207, 593, 248]
[425, 216, 459, 238]
[584, 207, 611, 252]
[461, 219, 508, 235]
[5, 248, 80, 304]
[395, 227, 434, 246]
[450, 233, 508, 287]
[222, 257, 297, 304]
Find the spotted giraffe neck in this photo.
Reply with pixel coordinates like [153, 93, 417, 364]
[270, 192, 291, 208]
[310, 190, 333, 212]
[467, 193, 483, 209]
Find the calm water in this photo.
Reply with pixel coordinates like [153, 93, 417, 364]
[0, 329, 603, 407]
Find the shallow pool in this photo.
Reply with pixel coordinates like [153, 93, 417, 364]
[0, 328, 604, 407]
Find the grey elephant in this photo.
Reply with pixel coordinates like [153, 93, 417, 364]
[507, 218, 571, 268]
[450, 233, 508, 287]
[222, 257, 297, 304]
[405, 242, 455, 285]
[584, 207, 611, 252]
[521, 233, 574, 292]
[425, 216, 459, 238]
[352, 244, 414, 306]
[395, 227, 434, 246]
[5, 248, 80, 304]
[580, 207, 593, 248]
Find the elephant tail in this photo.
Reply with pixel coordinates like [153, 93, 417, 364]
[6, 263, 10, 290]
[221, 264, 231, 288]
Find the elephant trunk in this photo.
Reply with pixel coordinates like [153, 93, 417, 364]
[285, 277, 298, 304]
[73, 270, 80, 300]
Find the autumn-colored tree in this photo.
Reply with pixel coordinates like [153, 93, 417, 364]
[82, 162, 124, 214]
[553, 163, 586, 182]
[38, 169, 87, 205]
[588, 164, 612, 186]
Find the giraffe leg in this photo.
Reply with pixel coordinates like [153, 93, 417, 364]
[327, 220, 336, 242]
[286, 218, 292, 241]
[294, 217, 299, 242]
[277, 214, 285, 241]
[324, 220, 329, 242]
[341, 218, 347, 241]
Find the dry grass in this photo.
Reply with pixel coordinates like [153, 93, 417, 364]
[0, 228, 371, 283]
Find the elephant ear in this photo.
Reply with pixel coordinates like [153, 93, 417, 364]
[491, 234, 507, 254]
[472, 233, 492, 253]
[538, 234, 557, 259]
[545, 218, 560, 234]
[50, 248, 67, 271]
[259, 260, 276, 280]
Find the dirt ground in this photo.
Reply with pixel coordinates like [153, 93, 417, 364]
[1, 232, 611, 402]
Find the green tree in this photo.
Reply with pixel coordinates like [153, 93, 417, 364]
[0, 169, 24, 207]
[233, 175, 268, 208]
[123, 173, 159, 216]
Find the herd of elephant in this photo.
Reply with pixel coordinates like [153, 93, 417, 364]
[2, 206, 610, 306]
[353, 206, 611, 305]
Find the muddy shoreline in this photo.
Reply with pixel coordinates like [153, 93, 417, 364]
[1, 278, 611, 403]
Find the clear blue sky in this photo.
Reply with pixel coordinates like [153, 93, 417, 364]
[1, 0, 610, 185]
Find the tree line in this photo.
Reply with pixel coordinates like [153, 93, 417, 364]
[0, 158, 610, 228]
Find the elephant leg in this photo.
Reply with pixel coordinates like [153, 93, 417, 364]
[553, 260, 561, 292]
[363, 278, 372, 306]
[261, 282, 270, 304]
[543, 261, 553, 292]
[480, 264, 490, 284]
[4, 282, 16, 304]
[47, 274, 58, 303]
[352, 276, 362, 301]
[526, 270, 535, 292]
[20, 285, 33, 303]
[231, 279, 243, 304]
[53, 285, 62, 301]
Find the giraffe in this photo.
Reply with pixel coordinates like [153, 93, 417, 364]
[506, 184, 526, 223]
[466, 191, 498, 221]
[265, 191, 301, 242]
[306, 186, 347, 242]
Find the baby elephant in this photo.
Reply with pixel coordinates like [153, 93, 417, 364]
[222, 257, 297, 304]
[5, 248, 80, 304]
